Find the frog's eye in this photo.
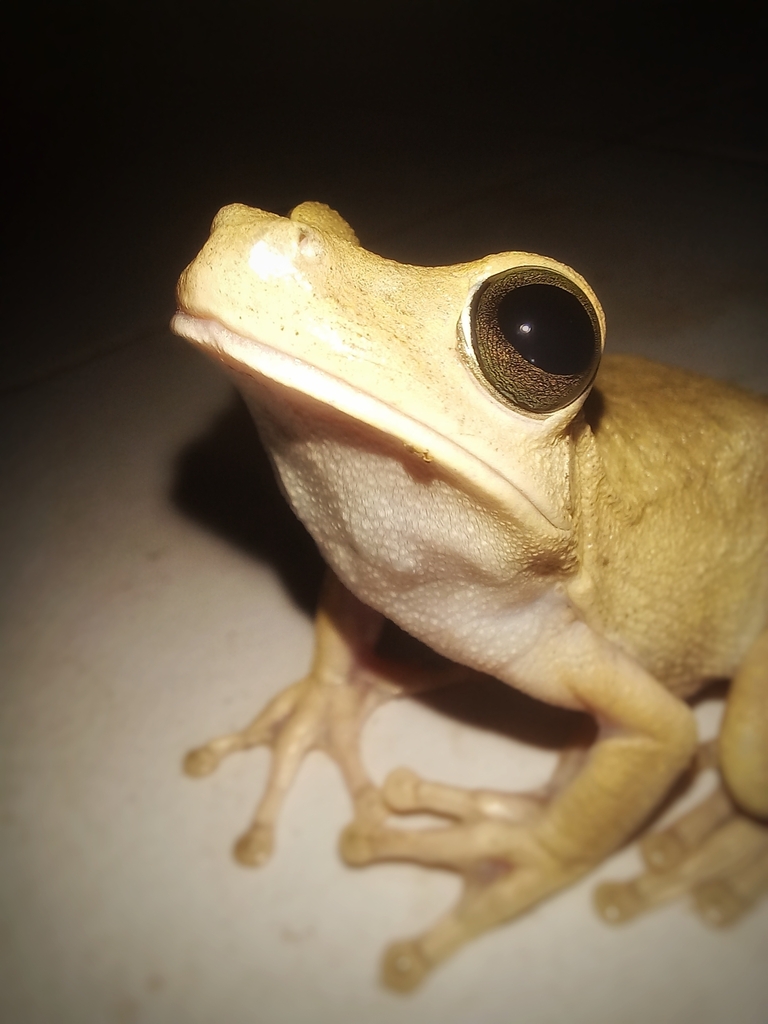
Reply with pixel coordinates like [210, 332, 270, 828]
[469, 268, 601, 413]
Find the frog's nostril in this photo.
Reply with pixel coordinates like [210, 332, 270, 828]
[296, 227, 320, 258]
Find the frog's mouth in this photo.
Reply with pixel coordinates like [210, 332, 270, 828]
[172, 312, 568, 536]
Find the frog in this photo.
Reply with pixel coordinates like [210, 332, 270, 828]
[171, 201, 768, 991]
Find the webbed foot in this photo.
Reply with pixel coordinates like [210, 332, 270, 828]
[339, 760, 588, 990]
[595, 741, 768, 926]
[595, 785, 768, 926]
[183, 573, 395, 864]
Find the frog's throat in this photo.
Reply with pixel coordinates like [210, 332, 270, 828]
[172, 312, 569, 536]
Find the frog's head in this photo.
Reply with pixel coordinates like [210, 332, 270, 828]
[173, 202, 604, 534]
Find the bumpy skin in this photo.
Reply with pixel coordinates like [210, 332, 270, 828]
[572, 357, 768, 696]
[172, 202, 768, 991]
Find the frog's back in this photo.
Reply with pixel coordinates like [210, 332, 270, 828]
[573, 354, 768, 692]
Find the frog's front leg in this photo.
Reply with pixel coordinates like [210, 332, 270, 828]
[341, 626, 698, 991]
[184, 572, 454, 866]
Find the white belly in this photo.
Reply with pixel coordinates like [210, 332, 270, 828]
[244, 383, 578, 700]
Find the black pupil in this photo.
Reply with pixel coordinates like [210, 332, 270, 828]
[496, 283, 595, 375]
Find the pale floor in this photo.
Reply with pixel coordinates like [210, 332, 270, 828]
[2, 125, 767, 1022]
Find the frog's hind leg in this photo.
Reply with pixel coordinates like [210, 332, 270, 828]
[594, 783, 768, 925]
[719, 629, 768, 819]
[595, 630, 768, 927]
[693, 627, 768, 923]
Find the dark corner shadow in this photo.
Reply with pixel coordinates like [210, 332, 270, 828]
[171, 389, 325, 614]
[170, 390, 594, 752]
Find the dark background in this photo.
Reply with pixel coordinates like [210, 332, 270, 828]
[4, 0, 766, 389]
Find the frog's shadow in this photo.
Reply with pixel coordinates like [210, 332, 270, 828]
[172, 391, 324, 612]
[171, 392, 593, 752]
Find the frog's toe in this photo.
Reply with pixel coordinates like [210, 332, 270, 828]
[640, 785, 733, 873]
[694, 839, 768, 926]
[339, 786, 393, 864]
[381, 940, 431, 992]
[233, 823, 275, 867]
[640, 830, 687, 872]
[183, 744, 224, 777]
[381, 767, 545, 826]
[339, 822, 379, 866]
[184, 731, 252, 776]
[341, 816, 503, 872]
[380, 767, 486, 821]
[382, 767, 421, 812]
[352, 782, 389, 825]
[594, 880, 646, 923]
[693, 879, 747, 926]
[183, 679, 308, 782]
[596, 793, 768, 925]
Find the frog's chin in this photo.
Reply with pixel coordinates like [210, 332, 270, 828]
[172, 312, 568, 536]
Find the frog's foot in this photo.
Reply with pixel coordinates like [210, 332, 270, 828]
[183, 573, 416, 866]
[339, 763, 588, 991]
[186, 671, 392, 865]
[594, 782, 768, 927]
[184, 572, 467, 866]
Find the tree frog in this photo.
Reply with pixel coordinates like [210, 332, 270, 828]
[172, 202, 768, 990]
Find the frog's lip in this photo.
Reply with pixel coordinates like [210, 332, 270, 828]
[172, 312, 566, 534]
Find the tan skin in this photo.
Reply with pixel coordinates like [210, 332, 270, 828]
[173, 202, 768, 991]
